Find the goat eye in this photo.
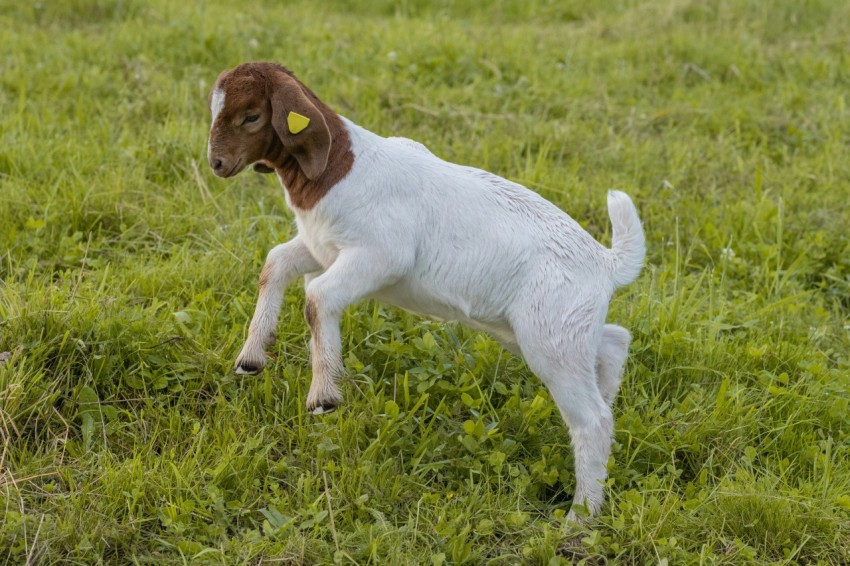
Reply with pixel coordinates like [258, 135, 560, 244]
[242, 114, 260, 125]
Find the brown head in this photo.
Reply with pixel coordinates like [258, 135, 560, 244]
[207, 62, 353, 208]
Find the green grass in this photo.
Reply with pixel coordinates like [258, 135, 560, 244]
[1, 0, 849, 563]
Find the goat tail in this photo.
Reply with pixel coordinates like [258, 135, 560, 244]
[607, 190, 645, 287]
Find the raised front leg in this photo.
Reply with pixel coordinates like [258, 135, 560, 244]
[303, 248, 406, 414]
[235, 237, 321, 374]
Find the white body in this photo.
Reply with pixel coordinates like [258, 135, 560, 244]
[237, 118, 645, 519]
[297, 121, 638, 331]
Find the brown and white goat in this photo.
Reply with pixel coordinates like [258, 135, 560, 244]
[207, 62, 644, 520]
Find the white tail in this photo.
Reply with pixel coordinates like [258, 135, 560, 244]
[607, 190, 645, 287]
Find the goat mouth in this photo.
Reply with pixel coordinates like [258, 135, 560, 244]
[220, 159, 244, 178]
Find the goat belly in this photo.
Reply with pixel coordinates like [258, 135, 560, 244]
[369, 279, 474, 322]
[369, 278, 511, 330]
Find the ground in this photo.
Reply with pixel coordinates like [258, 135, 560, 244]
[0, 0, 849, 563]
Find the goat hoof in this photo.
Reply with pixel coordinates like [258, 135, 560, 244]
[235, 361, 263, 375]
[309, 403, 338, 415]
[565, 503, 593, 524]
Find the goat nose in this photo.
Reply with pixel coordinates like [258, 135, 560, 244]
[212, 158, 223, 171]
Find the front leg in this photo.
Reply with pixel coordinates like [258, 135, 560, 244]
[235, 237, 321, 374]
[303, 248, 406, 414]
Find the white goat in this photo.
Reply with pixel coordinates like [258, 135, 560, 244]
[206, 62, 645, 519]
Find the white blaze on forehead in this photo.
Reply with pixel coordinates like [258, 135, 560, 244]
[210, 87, 226, 124]
[207, 86, 224, 160]
[208, 86, 225, 161]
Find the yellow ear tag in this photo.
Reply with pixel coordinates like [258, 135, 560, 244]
[287, 111, 310, 134]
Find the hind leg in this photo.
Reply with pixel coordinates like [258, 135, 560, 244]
[487, 327, 522, 357]
[596, 324, 631, 408]
[513, 314, 613, 520]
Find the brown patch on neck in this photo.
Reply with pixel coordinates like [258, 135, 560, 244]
[271, 73, 354, 210]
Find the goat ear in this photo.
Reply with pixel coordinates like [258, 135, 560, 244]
[269, 75, 331, 180]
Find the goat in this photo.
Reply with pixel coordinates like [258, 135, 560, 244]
[206, 62, 645, 520]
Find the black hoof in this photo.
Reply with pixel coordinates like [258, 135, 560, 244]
[235, 362, 262, 375]
[309, 403, 338, 415]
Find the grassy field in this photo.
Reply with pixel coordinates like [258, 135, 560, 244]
[1, 0, 849, 563]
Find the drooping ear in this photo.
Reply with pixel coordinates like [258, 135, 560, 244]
[269, 72, 332, 180]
